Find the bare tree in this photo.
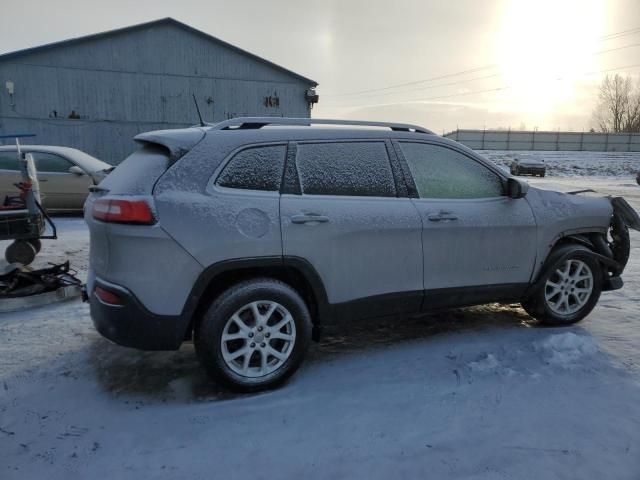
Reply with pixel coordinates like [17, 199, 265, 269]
[592, 74, 640, 133]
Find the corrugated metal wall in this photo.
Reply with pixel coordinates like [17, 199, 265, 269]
[0, 22, 313, 164]
[445, 129, 640, 152]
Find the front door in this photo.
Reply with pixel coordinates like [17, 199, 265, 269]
[280, 140, 424, 318]
[395, 141, 538, 306]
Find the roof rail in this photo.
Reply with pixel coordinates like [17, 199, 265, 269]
[207, 117, 433, 134]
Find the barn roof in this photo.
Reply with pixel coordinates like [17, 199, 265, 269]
[0, 17, 318, 86]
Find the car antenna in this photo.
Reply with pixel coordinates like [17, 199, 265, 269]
[192, 93, 206, 127]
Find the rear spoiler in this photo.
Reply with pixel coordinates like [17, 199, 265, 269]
[134, 128, 206, 163]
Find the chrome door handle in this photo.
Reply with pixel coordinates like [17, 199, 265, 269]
[427, 211, 458, 222]
[291, 214, 330, 224]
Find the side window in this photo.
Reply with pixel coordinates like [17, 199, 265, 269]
[296, 142, 396, 197]
[0, 152, 19, 171]
[399, 142, 503, 199]
[216, 145, 286, 191]
[32, 152, 73, 173]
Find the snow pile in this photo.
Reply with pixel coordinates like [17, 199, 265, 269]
[537, 332, 599, 367]
[467, 333, 602, 376]
[468, 353, 500, 373]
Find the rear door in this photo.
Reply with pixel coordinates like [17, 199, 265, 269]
[395, 141, 538, 306]
[31, 152, 92, 209]
[280, 140, 423, 317]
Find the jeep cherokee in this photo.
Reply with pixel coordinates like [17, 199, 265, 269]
[85, 117, 639, 391]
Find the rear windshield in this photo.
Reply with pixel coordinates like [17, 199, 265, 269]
[97, 145, 169, 195]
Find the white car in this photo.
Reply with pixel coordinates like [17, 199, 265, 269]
[0, 145, 112, 211]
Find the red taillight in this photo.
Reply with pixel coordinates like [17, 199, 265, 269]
[94, 286, 123, 306]
[92, 198, 155, 224]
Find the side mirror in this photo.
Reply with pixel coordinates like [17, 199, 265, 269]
[507, 177, 529, 199]
[68, 165, 85, 176]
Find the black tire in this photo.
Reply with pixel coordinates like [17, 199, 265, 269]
[195, 278, 312, 392]
[540, 171, 546, 177]
[5, 240, 37, 265]
[27, 239, 42, 253]
[522, 246, 603, 325]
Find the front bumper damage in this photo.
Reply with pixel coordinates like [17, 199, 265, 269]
[561, 195, 639, 291]
[597, 197, 639, 290]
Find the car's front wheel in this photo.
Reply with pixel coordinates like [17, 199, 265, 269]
[522, 247, 602, 325]
[195, 278, 312, 392]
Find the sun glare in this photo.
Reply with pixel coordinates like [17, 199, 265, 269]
[495, 0, 605, 123]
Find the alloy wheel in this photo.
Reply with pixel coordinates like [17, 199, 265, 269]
[220, 301, 296, 378]
[544, 259, 594, 316]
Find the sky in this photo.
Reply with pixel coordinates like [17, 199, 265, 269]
[1, 0, 639, 133]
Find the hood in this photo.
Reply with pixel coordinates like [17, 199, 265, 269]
[527, 186, 613, 234]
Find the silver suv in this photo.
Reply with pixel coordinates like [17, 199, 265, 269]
[85, 117, 639, 391]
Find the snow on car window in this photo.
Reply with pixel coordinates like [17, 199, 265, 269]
[216, 145, 286, 191]
[400, 143, 503, 199]
[296, 142, 396, 197]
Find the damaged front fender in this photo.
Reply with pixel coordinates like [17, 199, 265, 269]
[610, 197, 640, 232]
[607, 197, 638, 276]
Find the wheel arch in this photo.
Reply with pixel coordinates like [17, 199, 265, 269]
[180, 256, 329, 342]
[529, 231, 620, 298]
[526, 243, 597, 298]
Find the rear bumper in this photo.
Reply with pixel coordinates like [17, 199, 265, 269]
[89, 277, 187, 351]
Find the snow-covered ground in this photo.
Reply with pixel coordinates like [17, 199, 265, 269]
[1, 172, 640, 479]
[482, 150, 640, 178]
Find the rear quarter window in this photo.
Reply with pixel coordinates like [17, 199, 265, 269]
[215, 145, 286, 191]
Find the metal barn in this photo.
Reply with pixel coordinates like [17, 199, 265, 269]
[0, 18, 318, 164]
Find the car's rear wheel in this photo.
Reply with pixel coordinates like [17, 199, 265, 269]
[522, 248, 602, 325]
[195, 278, 312, 392]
